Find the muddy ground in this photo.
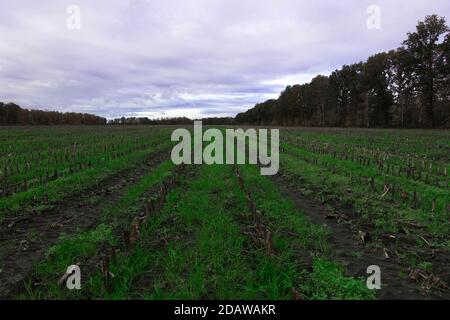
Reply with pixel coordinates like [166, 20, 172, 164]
[272, 172, 450, 300]
[0, 149, 170, 298]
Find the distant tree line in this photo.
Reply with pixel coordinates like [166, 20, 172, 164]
[236, 15, 450, 128]
[107, 117, 192, 125]
[107, 116, 236, 125]
[0, 102, 107, 125]
[196, 117, 236, 125]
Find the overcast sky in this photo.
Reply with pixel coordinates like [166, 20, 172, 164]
[0, 0, 449, 119]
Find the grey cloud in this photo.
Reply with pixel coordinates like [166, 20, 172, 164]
[0, 0, 449, 119]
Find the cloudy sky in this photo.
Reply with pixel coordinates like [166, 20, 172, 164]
[0, 0, 449, 119]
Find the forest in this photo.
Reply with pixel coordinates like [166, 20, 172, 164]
[0, 102, 106, 125]
[236, 15, 450, 128]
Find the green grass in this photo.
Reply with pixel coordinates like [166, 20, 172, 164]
[23, 224, 114, 299]
[300, 259, 374, 300]
[282, 141, 449, 215]
[0, 139, 173, 219]
[80, 163, 373, 300]
[280, 147, 450, 242]
[21, 160, 177, 299]
[238, 164, 374, 300]
[93, 164, 259, 299]
[100, 160, 175, 222]
[11, 127, 449, 300]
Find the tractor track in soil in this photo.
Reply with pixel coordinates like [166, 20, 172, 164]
[271, 172, 450, 300]
[0, 149, 171, 298]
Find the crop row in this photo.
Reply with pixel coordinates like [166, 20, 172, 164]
[0, 128, 172, 197]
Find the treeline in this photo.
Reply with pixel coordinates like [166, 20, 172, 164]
[194, 117, 236, 125]
[107, 117, 192, 125]
[0, 102, 107, 125]
[236, 15, 450, 128]
[107, 116, 237, 125]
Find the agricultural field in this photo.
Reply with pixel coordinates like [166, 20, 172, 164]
[0, 126, 448, 300]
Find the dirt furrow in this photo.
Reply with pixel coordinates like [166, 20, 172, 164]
[0, 149, 170, 298]
[271, 173, 447, 300]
